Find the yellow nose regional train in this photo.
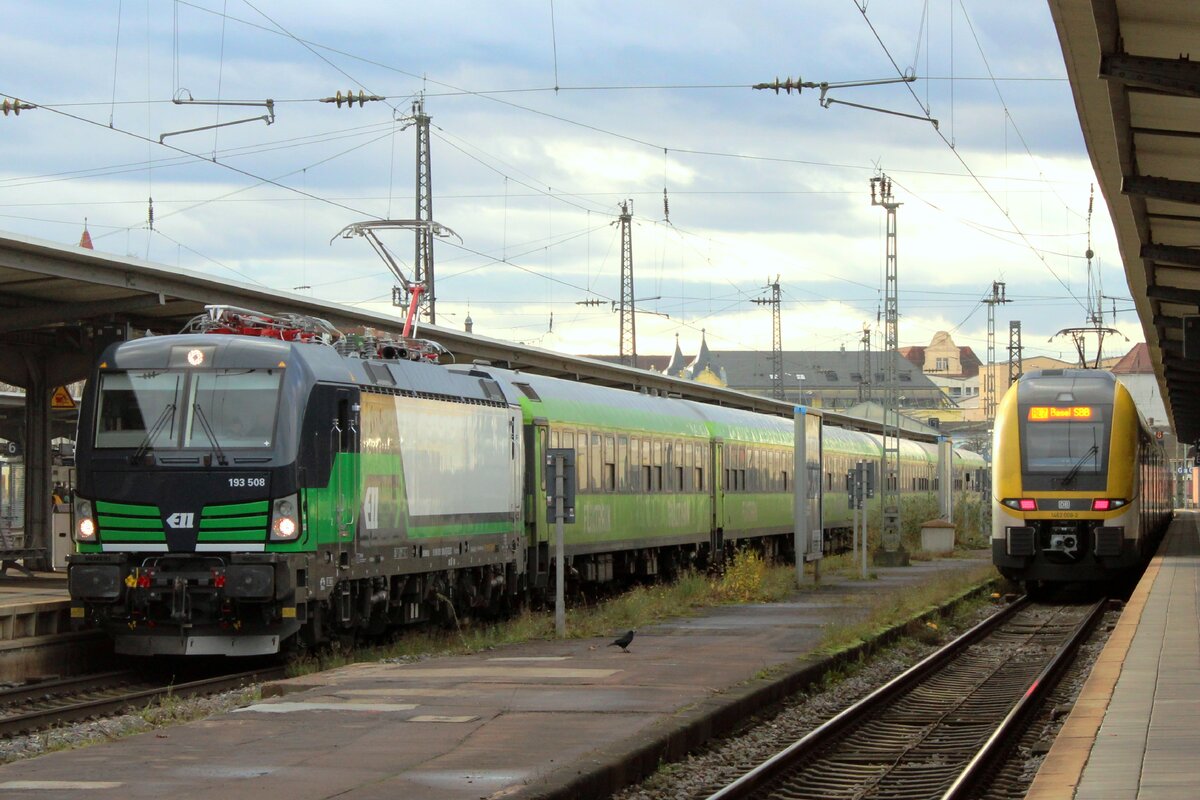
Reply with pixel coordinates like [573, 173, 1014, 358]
[992, 369, 1171, 591]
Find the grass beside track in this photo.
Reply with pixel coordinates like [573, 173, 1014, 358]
[287, 549, 997, 677]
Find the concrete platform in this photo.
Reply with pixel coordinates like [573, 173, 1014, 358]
[0, 554, 993, 800]
[1027, 511, 1200, 800]
[0, 572, 69, 642]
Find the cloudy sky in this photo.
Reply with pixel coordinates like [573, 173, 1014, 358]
[0, 1, 1139, 364]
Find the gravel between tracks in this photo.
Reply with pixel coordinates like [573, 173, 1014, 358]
[613, 599, 1112, 800]
[0, 686, 261, 765]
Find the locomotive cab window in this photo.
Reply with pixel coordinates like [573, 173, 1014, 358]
[95, 368, 282, 450]
[95, 371, 183, 448]
[185, 370, 282, 449]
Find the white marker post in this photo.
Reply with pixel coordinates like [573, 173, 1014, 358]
[546, 448, 576, 638]
[554, 453, 566, 637]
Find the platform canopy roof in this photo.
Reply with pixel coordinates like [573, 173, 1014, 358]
[1050, 0, 1200, 441]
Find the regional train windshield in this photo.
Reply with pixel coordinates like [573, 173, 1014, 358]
[94, 369, 282, 450]
[1017, 397, 1112, 491]
[1021, 416, 1106, 477]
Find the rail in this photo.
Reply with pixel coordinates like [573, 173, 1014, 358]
[705, 597, 1106, 800]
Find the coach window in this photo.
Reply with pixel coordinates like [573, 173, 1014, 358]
[674, 440, 684, 492]
[688, 442, 697, 491]
[640, 438, 650, 492]
[604, 435, 616, 492]
[653, 439, 664, 492]
[550, 430, 559, 448]
[591, 433, 603, 492]
[618, 436, 629, 492]
[629, 436, 640, 492]
[576, 433, 588, 493]
[664, 441, 675, 492]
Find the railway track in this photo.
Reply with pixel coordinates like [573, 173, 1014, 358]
[0, 666, 286, 738]
[704, 597, 1106, 800]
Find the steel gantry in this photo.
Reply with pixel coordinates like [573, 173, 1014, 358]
[753, 276, 784, 400]
[412, 97, 436, 324]
[617, 200, 636, 366]
[984, 281, 1011, 425]
[870, 174, 906, 565]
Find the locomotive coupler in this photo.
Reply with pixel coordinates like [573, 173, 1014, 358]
[170, 576, 191, 622]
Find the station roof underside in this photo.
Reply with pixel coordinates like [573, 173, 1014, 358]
[1051, 0, 1200, 442]
[0, 231, 935, 442]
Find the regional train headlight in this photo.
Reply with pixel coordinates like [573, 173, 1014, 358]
[74, 498, 96, 542]
[1001, 498, 1038, 511]
[270, 494, 300, 541]
[1092, 498, 1128, 511]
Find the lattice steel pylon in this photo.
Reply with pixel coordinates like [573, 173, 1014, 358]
[870, 174, 906, 563]
[617, 200, 636, 366]
[1008, 320, 1023, 387]
[983, 281, 1011, 425]
[859, 323, 872, 403]
[412, 97, 436, 323]
[753, 275, 784, 399]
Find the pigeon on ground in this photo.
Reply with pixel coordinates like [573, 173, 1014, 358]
[608, 629, 636, 653]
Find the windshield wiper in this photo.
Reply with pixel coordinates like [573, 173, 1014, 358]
[192, 404, 229, 466]
[130, 403, 176, 465]
[1060, 444, 1098, 486]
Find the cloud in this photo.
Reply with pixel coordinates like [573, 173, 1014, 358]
[0, 1, 1138, 369]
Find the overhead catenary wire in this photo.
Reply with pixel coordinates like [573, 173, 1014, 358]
[851, 1, 1089, 315]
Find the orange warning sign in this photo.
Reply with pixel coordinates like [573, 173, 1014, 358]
[50, 386, 76, 410]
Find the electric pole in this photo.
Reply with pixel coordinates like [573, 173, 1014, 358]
[753, 276, 784, 399]
[413, 96, 435, 323]
[1008, 320, 1023, 387]
[616, 200, 636, 366]
[1053, 185, 1124, 367]
[983, 281, 1011, 425]
[870, 174, 907, 566]
[859, 323, 872, 403]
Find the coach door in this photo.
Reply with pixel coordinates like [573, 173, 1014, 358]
[710, 439, 724, 555]
[298, 384, 360, 548]
[527, 419, 551, 584]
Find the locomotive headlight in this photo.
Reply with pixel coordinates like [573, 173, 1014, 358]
[270, 494, 300, 541]
[74, 499, 96, 542]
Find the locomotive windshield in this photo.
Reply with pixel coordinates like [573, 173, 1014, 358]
[95, 368, 282, 450]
